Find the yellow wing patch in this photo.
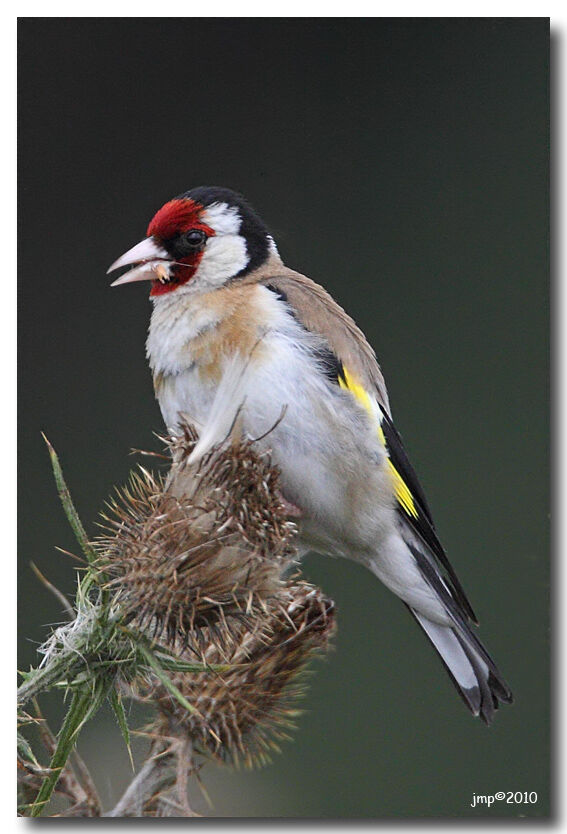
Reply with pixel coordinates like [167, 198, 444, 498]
[387, 462, 418, 518]
[338, 366, 418, 519]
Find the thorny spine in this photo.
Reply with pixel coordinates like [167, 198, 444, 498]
[18, 425, 335, 816]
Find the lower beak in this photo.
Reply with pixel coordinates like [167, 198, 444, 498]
[107, 237, 171, 286]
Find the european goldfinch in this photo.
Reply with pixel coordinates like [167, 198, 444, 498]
[108, 186, 512, 723]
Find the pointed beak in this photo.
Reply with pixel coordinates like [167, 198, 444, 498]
[107, 237, 171, 286]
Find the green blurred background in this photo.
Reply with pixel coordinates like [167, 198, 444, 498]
[18, 18, 549, 817]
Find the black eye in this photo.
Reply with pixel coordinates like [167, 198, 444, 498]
[184, 229, 206, 247]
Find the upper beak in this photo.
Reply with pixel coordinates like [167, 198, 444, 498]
[107, 237, 170, 286]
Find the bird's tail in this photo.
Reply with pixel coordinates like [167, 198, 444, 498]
[408, 607, 513, 724]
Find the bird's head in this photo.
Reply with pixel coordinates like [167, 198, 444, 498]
[107, 186, 277, 298]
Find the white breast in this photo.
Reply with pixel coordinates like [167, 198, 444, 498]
[147, 285, 394, 555]
[146, 292, 221, 378]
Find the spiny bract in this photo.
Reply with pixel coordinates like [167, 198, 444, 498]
[96, 424, 297, 654]
[95, 421, 335, 766]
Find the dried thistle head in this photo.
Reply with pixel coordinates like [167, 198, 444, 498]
[96, 412, 336, 770]
[165, 423, 294, 560]
[96, 423, 297, 650]
[143, 581, 336, 768]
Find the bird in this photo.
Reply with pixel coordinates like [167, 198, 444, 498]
[107, 185, 513, 723]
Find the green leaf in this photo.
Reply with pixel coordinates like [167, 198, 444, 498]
[137, 642, 203, 719]
[153, 651, 230, 674]
[109, 688, 134, 771]
[77, 676, 113, 733]
[17, 732, 41, 769]
[42, 434, 98, 566]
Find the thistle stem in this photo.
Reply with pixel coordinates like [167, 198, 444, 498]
[30, 688, 93, 816]
[18, 653, 83, 708]
[104, 751, 176, 817]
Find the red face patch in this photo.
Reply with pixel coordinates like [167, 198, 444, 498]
[146, 198, 215, 297]
[147, 198, 204, 240]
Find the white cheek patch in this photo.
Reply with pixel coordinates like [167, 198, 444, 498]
[195, 235, 250, 288]
[202, 202, 241, 235]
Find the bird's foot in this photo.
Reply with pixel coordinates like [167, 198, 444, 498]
[277, 492, 303, 518]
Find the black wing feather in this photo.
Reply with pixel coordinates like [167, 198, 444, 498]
[378, 405, 478, 624]
[264, 287, 477, 626]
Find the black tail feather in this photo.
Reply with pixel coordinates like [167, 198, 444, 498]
[407, 604, 513, 724]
